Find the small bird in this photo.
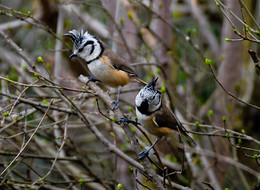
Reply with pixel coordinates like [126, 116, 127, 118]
[64, 30, 146, 109]
[135, 77, 196, 159]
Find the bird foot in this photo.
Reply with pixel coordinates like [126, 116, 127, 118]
[119, 118, 140, 125]
[86, 77, 101, 84]
[111, 101, 119, 111]
[138, 149, 150, 159]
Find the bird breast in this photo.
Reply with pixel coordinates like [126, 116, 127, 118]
[87, 57, 130, 87]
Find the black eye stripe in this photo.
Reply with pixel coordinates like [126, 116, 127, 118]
[78, 41, 94, 52]
[85, 41, 94, 46]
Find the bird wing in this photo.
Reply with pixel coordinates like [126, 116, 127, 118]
[101, 41, 138, 77]
[153, 102, 196, 146]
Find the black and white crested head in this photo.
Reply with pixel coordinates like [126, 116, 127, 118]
[135, 77, 162, 115]
[64, 29, 104, 63]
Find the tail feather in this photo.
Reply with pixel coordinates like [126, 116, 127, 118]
[182, 132, 196, 147]
[134, 77, 147, 86]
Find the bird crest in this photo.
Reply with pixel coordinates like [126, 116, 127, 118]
[64, 29, 92, 48]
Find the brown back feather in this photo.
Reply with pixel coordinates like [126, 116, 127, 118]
[100, 41, 138, 77]
[153, 101, 196, 146]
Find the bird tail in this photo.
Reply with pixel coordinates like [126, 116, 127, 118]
[134, 77, 147, 86]
[182, 132, 196, 147]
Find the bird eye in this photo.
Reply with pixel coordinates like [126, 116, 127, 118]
[78, 47, 84, 53]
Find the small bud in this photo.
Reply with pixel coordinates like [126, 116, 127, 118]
[10, 8, 14, 16]
[255, 30, 260, 35]
[37, 56, 44, 63]
[222, 116, 226, 122]
[3, 112, 9, 117]
[195, 121, 200, 127]
[152, 164, 158, 171]
[238, 139, 242, 144]
[135, 116, 138, 121]
[253, 154, 258, 159]
[128, 106, 133, 112]
[128, 166, 133, 172]
[130, 126, 136, 133]
[167, 50, 173, 56]
[208, 110, 213, 117]
[160, 86, 166, 93]
[117, 183, 123, 190]
[225, 38, 231, 42]
[225, 133, 229, 138]
[111, 118, 116, 123]
[42, 99, 48, 104]
[121, 145, 127, 150]
[241, 129, 245, 134]
[216, 2, 220, 7]
[120, 18, 124, 24]
[34, 72, 39, 77]
[6, 181, 11, 184]
[159, 3, 163, 8]
[187, 29, 192, 36]
[78, 179, 83, 185]
[205, 58, 213, 66]
[22, 64, 27, 70]
[127, 12, 133, 20]
[46, 63, 51, 69]
[110, 132, 115, 137]
[233, 29, 237, 34]
[166, 154, 171, 161]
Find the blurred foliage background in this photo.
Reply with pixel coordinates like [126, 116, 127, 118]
[0, 0, 259, 189]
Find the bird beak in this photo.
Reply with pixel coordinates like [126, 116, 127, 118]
[148, 77, 159, 87]
[69, 53, 77, 59]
